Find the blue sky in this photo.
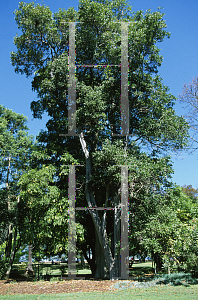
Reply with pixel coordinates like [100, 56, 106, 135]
[0, 0, 198, 188]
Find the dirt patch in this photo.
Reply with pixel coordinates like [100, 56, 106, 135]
[0, 279, 117, 295]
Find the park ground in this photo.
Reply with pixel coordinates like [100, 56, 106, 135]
[0, 262, 198, 299]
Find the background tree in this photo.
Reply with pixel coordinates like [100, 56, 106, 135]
[0, 107, 84, 278]
[11, 0, 189, 279]
[0, 105, 34, 278]
[182, 184, 198, 201]
[135, 185, 198, 274]
[179, 77, 198, 150]
[19, 164, 67, 260]
[19, 150, 85, 265]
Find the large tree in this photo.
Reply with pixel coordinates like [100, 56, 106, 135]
[11, 0, 188, 279]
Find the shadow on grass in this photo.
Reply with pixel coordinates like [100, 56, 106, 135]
[9, 263, 155, 282]
[129, 263, 154, 279]
[8, 263, 95, 282]
[8, 263, 198, 287]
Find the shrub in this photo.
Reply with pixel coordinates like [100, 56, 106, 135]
[156, 272, 198, 286]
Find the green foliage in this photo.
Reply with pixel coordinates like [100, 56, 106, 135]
[0, 104, 35, 277]
[133, 185, 198, 273]
[11, 0, 189, 152]
[18, 152, 85, 258]
[19, 164, 69, 256]
[0, 257, 9, 279]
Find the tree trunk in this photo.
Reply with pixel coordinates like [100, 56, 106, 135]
[85, 187, 116, 279]
[5, 195, 20, 279]
[5, 154, 12, 261]
[5, 228, 18, 279]
[113, 195, 121, 278]
[80, 253, 85, 268]
[5, 224, 12, 259]
[154, 253, 163, 273]
[79, 133, 116, 279]
[82, 248, 96, 275]
[26, 244, 34, 275]
[94, 184, 110, 279]
[94, 229, 108, 279]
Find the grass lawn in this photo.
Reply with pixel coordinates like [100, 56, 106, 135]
[129, 261, 154, 277]
[0, 284, 198, 300]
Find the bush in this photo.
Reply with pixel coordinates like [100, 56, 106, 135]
[112, 272, 198, 291]
[156, 272, 198, 286]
